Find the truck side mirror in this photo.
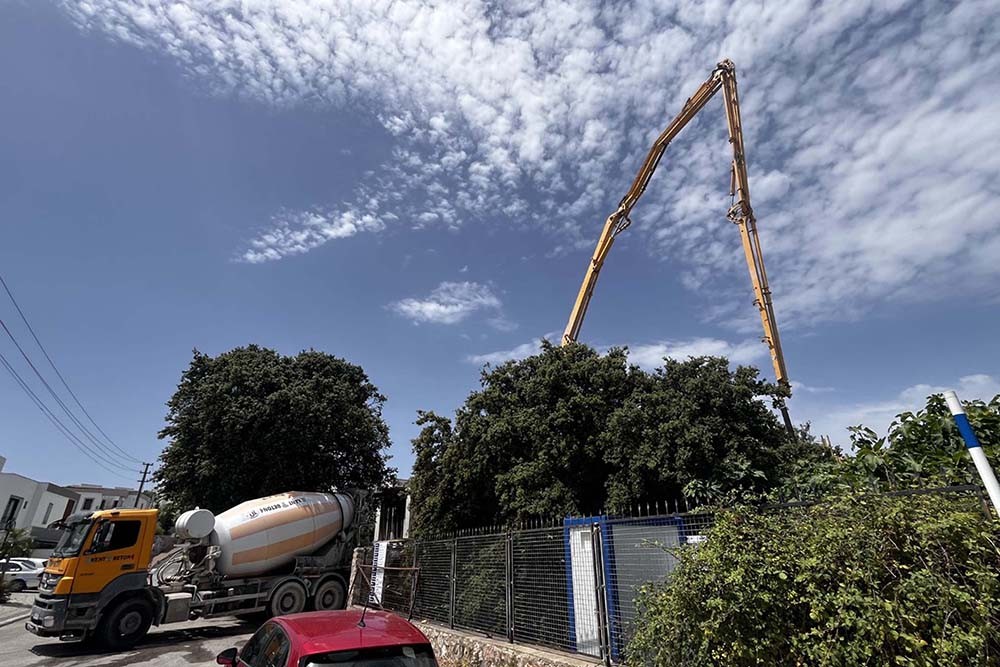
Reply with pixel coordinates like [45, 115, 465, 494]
[216, 647, 238, 665]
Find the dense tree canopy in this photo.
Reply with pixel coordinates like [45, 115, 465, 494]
[155, 345, 393, 515]
[409, 341, 803, 536]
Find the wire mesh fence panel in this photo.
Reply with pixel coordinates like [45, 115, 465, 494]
[351, 543, 416, 613]
[379, 541, 417, 614]
[512, 527, 579, 654]
[602, 513, 715, 661]
[412, 539, 453, 625]
[453, 533, 507, 637]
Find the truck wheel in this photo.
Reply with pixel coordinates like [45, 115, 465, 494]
[8, 579, 26, 592]
[268, 581, 307, 617]
[312, 579, 346, 611]
[97, 598, 153, 651]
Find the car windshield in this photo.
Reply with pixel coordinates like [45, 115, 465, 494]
[51, 520, 92, 557]
[302, 644, 438, 667]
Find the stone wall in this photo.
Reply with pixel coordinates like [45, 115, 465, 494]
[412, 621, 601, 667]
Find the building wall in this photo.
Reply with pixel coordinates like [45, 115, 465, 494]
[0, 472, 40, 530]
[67, 486, 153, 512]
[29, 488, 77, 527]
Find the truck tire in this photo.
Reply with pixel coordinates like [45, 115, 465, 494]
[312, 579, 346, 611]
[268, 581, 307, 618]
[97, 597, 153, 651]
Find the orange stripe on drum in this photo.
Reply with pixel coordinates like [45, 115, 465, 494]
[228, 502, 342, 540]
[230, 525, 339, 566]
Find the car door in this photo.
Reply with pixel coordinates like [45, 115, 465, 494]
[1, 562, 23, 577]
[71, 518, 143, 594]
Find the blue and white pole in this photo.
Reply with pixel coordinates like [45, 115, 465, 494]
[944, 390, 1000, 517]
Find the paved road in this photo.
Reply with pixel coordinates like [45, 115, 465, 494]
[0, 615, 258, 667]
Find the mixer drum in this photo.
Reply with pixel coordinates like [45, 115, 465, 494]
[209, 492, 354, 577]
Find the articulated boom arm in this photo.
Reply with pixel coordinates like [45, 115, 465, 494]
[561, 59, 794, 432]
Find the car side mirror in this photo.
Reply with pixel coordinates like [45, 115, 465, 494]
[216, 647, 238, 665]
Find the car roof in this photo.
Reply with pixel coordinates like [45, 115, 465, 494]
[272, 609, 430, 657]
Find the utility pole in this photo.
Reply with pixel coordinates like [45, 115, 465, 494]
[135, 462, 152, 508]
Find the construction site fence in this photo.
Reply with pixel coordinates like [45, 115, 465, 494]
[350, 485, 990, 665]
[352, 509, 715, 664]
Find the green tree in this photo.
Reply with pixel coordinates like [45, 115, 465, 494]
[0, 528, 34, 560]
[847, 393, 1000, 490]
[155, 345, 394, 514]
[409, 342, 797, 535]
[407, 411, 453, 538]
[602, 357, 793, 509]
[771, 393, 1000, 502]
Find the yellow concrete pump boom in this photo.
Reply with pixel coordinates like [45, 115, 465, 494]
[561, 59, 794, 434]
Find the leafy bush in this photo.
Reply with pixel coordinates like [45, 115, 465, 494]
[628, 493, 1000, 666]
[773, 394, 1000, 504]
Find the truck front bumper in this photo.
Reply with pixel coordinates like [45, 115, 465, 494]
[25, 594, 87, 641]
[25, 596, 67, 637]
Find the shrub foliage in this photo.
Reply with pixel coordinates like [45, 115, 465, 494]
[629, 493, 1000, 666]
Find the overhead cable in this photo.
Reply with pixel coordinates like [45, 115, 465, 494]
[0, 274, 144, 464]
[0, 349, 138, 478]
[0, 318, 139, 467]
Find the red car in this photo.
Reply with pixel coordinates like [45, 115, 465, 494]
[216, 609, 439, 667]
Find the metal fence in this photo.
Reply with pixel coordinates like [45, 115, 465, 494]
[352, 486, 991, 664]
[352, 509, 714, 663]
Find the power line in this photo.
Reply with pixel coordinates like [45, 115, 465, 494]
[0, 318, 138, 467]
[0, 348, 138, 479]
[0, 274, 143, 464]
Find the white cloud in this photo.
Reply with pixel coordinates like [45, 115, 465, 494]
[798, 373, 1000, 445]
[60, 0, 1000, 327]
[240, 207, 384, 263]
[486, 316, 519, 333]
[789, 381, 834, 394]
[466, 339, 546, 365]
[627, 337, 766, 370]
[467, 334, 766, 369]
[391, 281, 501, 325]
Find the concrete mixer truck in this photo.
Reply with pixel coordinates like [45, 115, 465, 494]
[25, 491, 363, 649]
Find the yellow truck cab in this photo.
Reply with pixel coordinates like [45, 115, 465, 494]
[26, 508, 160, 648]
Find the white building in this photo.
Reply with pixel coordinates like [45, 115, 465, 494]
[373, 479, 411, 542]
[0, 455, 81, 556]
[64, 483, 154, 512]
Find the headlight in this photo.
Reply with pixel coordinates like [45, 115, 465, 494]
[40, 573, 63, 589]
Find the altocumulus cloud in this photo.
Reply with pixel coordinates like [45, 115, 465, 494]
[59, 0, 1000, 327]
[391, 281, 501, 325]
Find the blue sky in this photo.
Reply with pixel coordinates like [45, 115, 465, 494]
[1, 0, 998, 489]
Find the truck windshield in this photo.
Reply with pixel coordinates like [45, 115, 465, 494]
[303, 644, 438, 667]
[51, 521, 92, 557]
